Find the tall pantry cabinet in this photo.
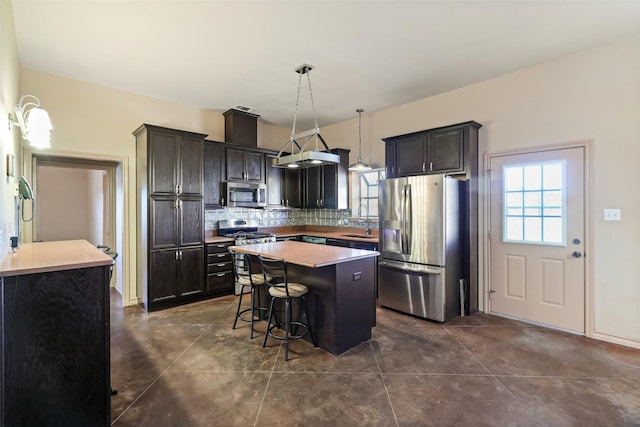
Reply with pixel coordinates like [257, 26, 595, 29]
[134, 124, 206, 311]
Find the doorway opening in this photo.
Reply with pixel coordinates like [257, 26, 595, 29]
[29, 154, 123, 293]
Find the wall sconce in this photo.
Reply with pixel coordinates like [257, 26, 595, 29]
[8, 95, 52, 148]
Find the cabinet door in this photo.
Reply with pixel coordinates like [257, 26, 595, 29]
[427, 128, 464, 174]
[322, 163, 338, 209]
[304, 167, 323, 208]
[284, 167, 302, 208]
[225, 148, 246, 181]
[150, 197, 178, 249]
[396, 135, 427, 177]
[149, 132, 178, 195]
[179, 136, 203, 196]
[266, 154, 284, 207]
[244, 151, 264, 182]
[385, 140, 397, 178]
[323, 148, 349, 209]
[203, 142, 225, 207]
[149, 250, 179, 303]
[179, 246, 204, 297]
[179, 198, 203, 247]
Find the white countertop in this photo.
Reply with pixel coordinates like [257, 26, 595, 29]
[229, 240, 379, 268]
[0, 240, 114, 277]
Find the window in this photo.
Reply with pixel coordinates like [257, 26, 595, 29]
[351, 168, 385, 218]
[503, 161, 566, 245]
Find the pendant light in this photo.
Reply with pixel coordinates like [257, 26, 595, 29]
[272, 64, 340, 169]
[348, 108, 372, 172]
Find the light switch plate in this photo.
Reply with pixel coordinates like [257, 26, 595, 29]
[604, 208, 621, 221]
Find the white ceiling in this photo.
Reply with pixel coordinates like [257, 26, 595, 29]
[12, 1, 640, 130]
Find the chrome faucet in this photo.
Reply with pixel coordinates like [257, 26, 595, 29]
[359, 204, 371, 236]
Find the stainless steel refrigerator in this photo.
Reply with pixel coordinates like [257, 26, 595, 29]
[378, 175, 464, 322]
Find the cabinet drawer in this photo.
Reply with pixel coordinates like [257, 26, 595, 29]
[207, 260, 232, 274]
[206, 271, 234, 295]
[207, 252, 231, 264]
[207, 242, 233, 253]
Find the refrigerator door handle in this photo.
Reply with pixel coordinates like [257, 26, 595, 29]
[405, 183, 412, 254]
[379, 259, 441, 275]
[401, 185, 407, 254]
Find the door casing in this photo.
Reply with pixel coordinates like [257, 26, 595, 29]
[482, 141, 593, 337]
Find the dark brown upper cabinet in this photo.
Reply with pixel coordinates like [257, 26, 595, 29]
[225, 147, 265, 183]
[266, 153, 303, 208]
[203, 140, 226, 208]
[304, 148, 350, 209]
[384, 121, 481, 179]
[143, 127, 204, 197]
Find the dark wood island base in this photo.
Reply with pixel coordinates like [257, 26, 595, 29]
[229, 241, 378, 356]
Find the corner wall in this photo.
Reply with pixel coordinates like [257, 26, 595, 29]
[0, 0, 21, 262]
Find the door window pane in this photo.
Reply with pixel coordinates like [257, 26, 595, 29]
[503, 161, 566, 246]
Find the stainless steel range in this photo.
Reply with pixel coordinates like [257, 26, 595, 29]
[218, 219, 276, 245]
[218, 219, 276, 294]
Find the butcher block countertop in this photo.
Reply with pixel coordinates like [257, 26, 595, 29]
[229, 240, 379, 268]
[0, 239, 114, 277]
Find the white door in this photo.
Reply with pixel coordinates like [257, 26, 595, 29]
[489, 147, 585, 333]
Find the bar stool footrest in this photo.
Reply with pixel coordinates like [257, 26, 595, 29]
[237, 307, 270, 324]
[266, 321, 309, 341]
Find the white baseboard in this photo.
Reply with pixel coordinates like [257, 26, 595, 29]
[592, 331, 640, 350]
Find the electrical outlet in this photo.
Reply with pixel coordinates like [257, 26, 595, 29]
[604, 208, 621, 221]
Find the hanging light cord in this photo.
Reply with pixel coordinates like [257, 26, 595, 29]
[290, 72, 302, 145]
[289, 66, 321, 152]
[357, 108, 364, 162]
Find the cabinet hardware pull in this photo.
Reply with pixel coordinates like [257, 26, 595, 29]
[422, 163, 426, 172]
[217, 263, 226, 267]
[216, 244, 225, 248]
[175, 251, 179, 261]
[429, 162, 433, 172]
[179, 251, 183, 260]
[216, 273, 225, 277]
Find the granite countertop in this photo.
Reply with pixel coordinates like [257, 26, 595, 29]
[205, 236, 235, 244]
[205, 229, 378, 244]
[283, 230, 379, 243]
[0, 239, 115, 277]
[229, 240, 379, 268]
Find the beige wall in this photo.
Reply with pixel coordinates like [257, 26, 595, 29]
[320, 36, 640, 347]
[17, 35, 640, 347]
[36, 166, 105, 245]
[0, 1, 20, 259]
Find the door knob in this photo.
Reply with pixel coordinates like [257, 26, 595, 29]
[571, 251, 582, 258]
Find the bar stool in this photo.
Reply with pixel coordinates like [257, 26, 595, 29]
[231, 250, 269, 339]
[258, 255, 317, 361]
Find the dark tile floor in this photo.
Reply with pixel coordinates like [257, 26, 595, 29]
[110, 291, 640, 426]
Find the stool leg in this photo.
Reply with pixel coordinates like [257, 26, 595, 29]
[232, 286, 246, 330]
[262, 297, 276, 348]
[284, 298, 291, 361]
[249, 284, 256, 339]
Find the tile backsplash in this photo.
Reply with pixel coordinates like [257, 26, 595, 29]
[205, 208, 376, 231]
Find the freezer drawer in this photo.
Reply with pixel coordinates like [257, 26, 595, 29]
[378, 260, 458, 322]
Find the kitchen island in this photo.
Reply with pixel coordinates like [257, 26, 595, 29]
[0, 240, 114, 426]
[229, 240, 379, 355]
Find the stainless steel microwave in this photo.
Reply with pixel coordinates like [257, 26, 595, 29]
[225, 181, 267, 208]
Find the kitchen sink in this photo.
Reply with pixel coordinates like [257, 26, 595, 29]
[341, 233, 378, 239]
